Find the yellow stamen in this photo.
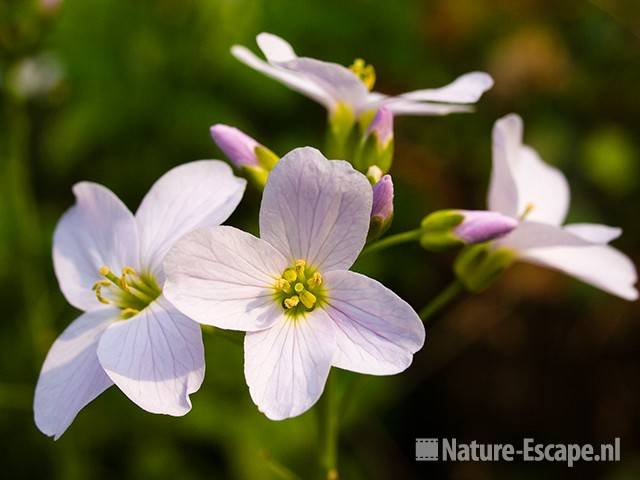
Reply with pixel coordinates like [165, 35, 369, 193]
[295, 259, 306, 280]
[520, 202, 535, 221]
[283, 269, 297, 282]
[121, 308, 140, 319]
[92, 279, 112, 304]
[299, 291, 317, 309]
[99, 265, 111, 276]
[349, 58, 376, 91]
[276, 278, 291, 293]
[284, 296, 300, 309]
[294, 282, 304, 293]
[307, 272, 323, 289]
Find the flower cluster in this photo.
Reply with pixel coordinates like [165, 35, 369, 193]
[35, 32, 637, 441]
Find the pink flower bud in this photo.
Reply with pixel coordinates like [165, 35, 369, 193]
[367, 107, 393, 147]
[210, 124, 261, 167]
[454, 210, 518, 244]
[371, 175, 394, 223]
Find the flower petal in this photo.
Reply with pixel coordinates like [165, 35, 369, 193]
[244, 312, 336, 420]
[135, 160, 246, 280]
[399, 72, 494, 103]
[278, 57, 370, 112]
[500, 221, 638, 300]
[564, 223, 622, 244]
[489, 114, 570, 224]
[164, 226, 287, 332]
[383, 100, 473, 116]
[96, 297, 205, 416]
[256, 32, 297, 62]
[231, 45, 332, 108]
[322, 271, 425, 375]
[34, 308, 116, 439]
[260, 147, 372, 272]
[53, 182, 139, 311]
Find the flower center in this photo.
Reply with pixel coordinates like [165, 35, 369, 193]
[274, 259, 326, 318]
[349, 58, 376, 91]
[93, 266, 161, 319]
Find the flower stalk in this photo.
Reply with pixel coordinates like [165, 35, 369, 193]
[319, 371, 339, 480]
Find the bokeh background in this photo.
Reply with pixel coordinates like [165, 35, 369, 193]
[1, 0, 639, 478]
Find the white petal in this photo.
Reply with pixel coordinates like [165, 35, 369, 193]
[488, 114, 570, 225]
[500, 222, 638, 300]
[164, 226, 287, 332]
[96, 297, 205, 416]
[53, 182, 139, 311]
[564, 223, 622, 244]
[488, 114, 522, 218]
[399, 71, 494, 103]
[279, 57, 370, 112]
[322, 271, 425, 375]
[34, 308, 116, 439]
[244, 312, 336, 420]
[383, 99, 473, 116]
[231, 45, 332, 108]
[135, 160, 246, 279]
[256, 32, 297, 62]
[259, 147, 372, 271]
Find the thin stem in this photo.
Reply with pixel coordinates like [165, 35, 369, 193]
[260, 450, 301, 480]
[319, 371, 339, 480]
[361, 228, 422, 256]
[419, 279, 465, 323]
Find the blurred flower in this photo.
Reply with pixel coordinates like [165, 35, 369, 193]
[211, 124, 279, 189]
[369, 174, 394, 240]
[420, 209, 517, 251]
[367, 106, 393, 148]
[484, 114, 637, 300]
[165, 147, 424, 420]
[34, 162, 246, 439]
[7, 53, 63, 100]
[231, 32, 493, 118]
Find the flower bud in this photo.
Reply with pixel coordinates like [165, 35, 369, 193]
[210, 124, 279, 189]
[454, 243, 515, 293]
[368, 175, 394, 240]
[354, 107, 394, 173]
[367, 106, 393, 149]
[419, 209, 517, 252]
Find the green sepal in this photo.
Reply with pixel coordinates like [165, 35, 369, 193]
[367, 213, 394, 242]
[325, 103, 357, 160]
[454, 243, 515, 293]
[242, 165, 269, 190]
[254, 145, 279, 170]
[418, 210, 465, 252]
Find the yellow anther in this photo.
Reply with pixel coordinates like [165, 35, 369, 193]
[122, 266, 137, 276]
[276, 278, 292, 293]
[520, 202, 535, 221]
[99, 265, 111, 276]
[294, 282, 305, 293]
[308, 272, 323, 289]
[299, 291, 317, 309]
[283, 269, 297, 282]
[349, 58, 376, 91]
[284, 296, 300, 309]
[92, 280, 112, 305]
[295, 259, 306, 280]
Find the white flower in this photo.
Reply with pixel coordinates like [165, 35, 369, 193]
[231, 33, 493, 118]
[164, 147, 425, 420]
[34, 161, 246, 439]
[488, 114, 638, 300]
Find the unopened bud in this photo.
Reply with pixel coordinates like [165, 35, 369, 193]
[454, 243, 515, 293]
[368, 175, 394, 240]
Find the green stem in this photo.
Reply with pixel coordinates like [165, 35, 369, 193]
[419, 279, 465, 322]
[319, 371, 339, 480]
[361, 228, 422, 256]
[260, 450, 301, 480]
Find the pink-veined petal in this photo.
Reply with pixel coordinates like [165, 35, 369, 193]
[164, 226, 287, 332]
[488, 114, 570, 224]
[399, 71, 494, 103]
[259, 147, 372, 272]
[135, 160, 246, 280]
[244, 312, 336, 420]
[256, 32, 297, 62]
[500, 221, 638, 300]
[322, 271, 424, 375]
[377, 98, 473, 116]
[564, 223, 622, 244]
[96, 297, 205, 416]
[53, 182, 139, 311]
[34, 308, 117, 439]
[231, 45, 332, 108]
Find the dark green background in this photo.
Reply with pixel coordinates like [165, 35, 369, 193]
[1, 0, 639, 478]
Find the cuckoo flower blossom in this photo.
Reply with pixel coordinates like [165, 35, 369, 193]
[231, 33, 494, 118]
[487, 114, 638, 300]
[35, 161, 246, 439]
[164, 148, 425, 420]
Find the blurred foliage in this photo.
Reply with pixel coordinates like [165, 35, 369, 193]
[1, 0, 640, 479]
